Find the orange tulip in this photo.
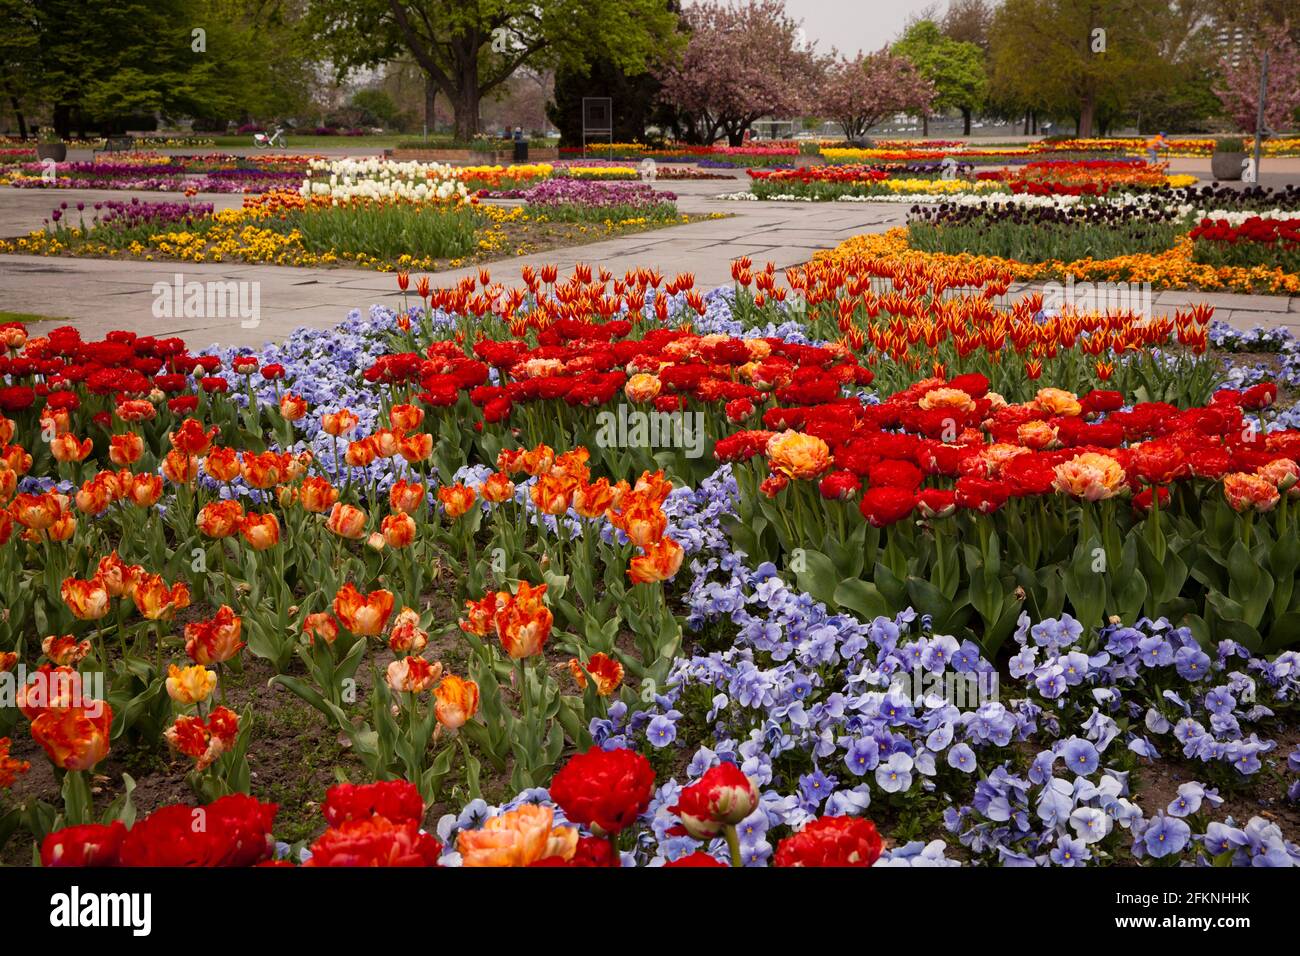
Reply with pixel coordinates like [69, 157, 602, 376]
[459, 592, 505, 637]
[344, 437, 378, 468]
[389, 479, 427, 513]
[302, 612, 339, 645]
[628, 537, 685, 584]
[169, 418, 218, 456]
[569, 652, 624, 696]
[519, 444, 555, 477]
[495, 582, 553, 659]
[386, 655, 442, 694]
[95, 552, 140, 598]
[573, 478, 615, 519]
[279, 394, 308, 421]
[29, 702, 113, 771]
[49, 433, 92, 464]
[553, 448, 591, 483]
[333, 583, 396, 637]
[611, 497, 667, 549]
[326, 502, 368, 539]
[529, 473, 574, 515]
[1224, 472, 1280, 513]
[457, 804, 577, 867]
[381, 512, 417, 548]
[11, 492, 61, 529]
[239, 512, 281, 550]
[388, 607, 428, 654]
[479, 472, 515, 504]
[0, 443, 32, 475]
[438, 484, 476, 519]
[108, 432, 144, 466]
[74, 475, 114, 516]
[434, 674, 480, 730]
[633, 469, 673, 505]
[397, 432, 433, 463]
[1052, 453, 1126, 502]
[115, 398, 156, 423]
[46, 511, 76, 542]
[766, 431, 832, 480]
[40, 409, 70, 437]
[128, 473, 164, 508]
[321, 409, 359, 437]
[496, 448, 524, 474]
[299, 476, 340, 513]
[61, 576, 111, 620]
[371, 429, 401, 458]
[197, 500, 244, 538]
[42, 635, 91, 667]
[161, 449, 198, 484]
[624, 373, 662, 403]
[131, 573, 191, 620]
[184, 605, 244, 664]
[204, 446, 241, 482]
[389, 403, 424, 433]
[240, 450, 285, 489]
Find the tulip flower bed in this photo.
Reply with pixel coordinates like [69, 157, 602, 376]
[1191, 217, 1300, 274]
[510, 179, 680, 223]
[740, 159, 1197, 203]
[824, 225, 1300, 296]
[0, 256, 1296, 870]
[977, 159, 1199, 195]
[1, 183, 707, 272]
[3, 153, 316, 194]
[907, 200, 1184, 261]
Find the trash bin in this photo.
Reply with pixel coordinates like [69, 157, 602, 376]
[513, 140, 528, 162]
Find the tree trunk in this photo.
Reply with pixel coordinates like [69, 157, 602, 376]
[962, 108, 972, 136]
[1023, 110, 1030, 135]
[922, 113, 929, 137]
[1078, 93, 1095, 138]
[424, 77, 436, 136]
[451, 84, 481, 141]
[727, 127, 744, 147]
[10, 97, 27, 140]
[53, 103, 71, 139]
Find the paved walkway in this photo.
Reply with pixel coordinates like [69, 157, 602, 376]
[0, 173, 1297, 349]
[0, 179, 913, 348]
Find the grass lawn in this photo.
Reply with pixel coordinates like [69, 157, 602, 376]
[0, 310, 66, 325]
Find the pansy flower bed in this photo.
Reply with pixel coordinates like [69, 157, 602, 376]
[0, 257, 1296, 871]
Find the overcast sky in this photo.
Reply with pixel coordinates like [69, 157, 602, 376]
[749, 0, 946, 54]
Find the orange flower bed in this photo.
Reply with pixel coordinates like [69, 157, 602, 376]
[818, 228, 1300, 295]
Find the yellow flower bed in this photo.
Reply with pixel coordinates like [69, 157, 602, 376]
[817, 227, 1300, 295]
[881, 179, 1005, 194]
[562, 166, 640, 178]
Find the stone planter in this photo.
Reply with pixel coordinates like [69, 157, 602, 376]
[1211, 151, 1245, 181]
[36, 142, 67, 163]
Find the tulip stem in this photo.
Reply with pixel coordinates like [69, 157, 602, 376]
[723, 824, 742, 868]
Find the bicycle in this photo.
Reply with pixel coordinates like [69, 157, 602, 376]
[253, 125, 287, 149]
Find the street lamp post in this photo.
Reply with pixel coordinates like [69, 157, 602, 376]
[1252, 50, 1269, 180]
